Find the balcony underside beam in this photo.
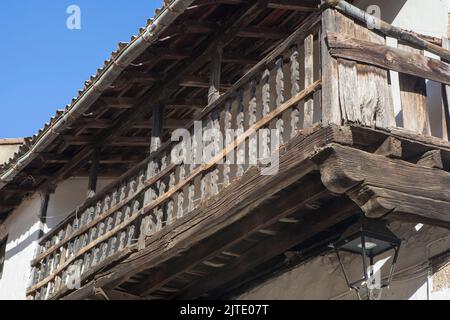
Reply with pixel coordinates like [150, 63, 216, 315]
[56, 125, 450, 300]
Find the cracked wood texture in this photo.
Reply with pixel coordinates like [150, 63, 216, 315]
[312, 143, 450, 229]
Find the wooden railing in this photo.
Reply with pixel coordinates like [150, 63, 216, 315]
[27, 5, 450, 300]
[27, 13, 322, 300]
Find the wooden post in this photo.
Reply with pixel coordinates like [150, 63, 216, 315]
[87, 148, 99, 198]
[442, 37, 450, 141]
[208, 45, 223, 105]
[38, 191, 51, 239]
[150, 104, 164, 153]
[321, 9, 341, 126]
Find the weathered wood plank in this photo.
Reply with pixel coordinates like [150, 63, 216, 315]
[173, 197, 358, 299]
[375, 136, 402, 159]
[398, 44, 431, 136]
[304, 34, 315, 128]
[312, 143, 450, 228]
[208, 45, 223, 104]
[416, 150, 444, 169]
[442, 37, 450, 141]
[326, 33, 450, 86]
[321, 9, 342, 125]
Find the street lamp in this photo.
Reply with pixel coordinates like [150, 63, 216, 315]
[331, 217, 401, 300]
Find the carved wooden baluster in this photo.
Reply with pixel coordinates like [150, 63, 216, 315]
[94, 201, 102, 220]
[123, 206, 132, 222]
[97, 221, 106, 239]
[128, 177, 137, 198]
[65, 223, 73, 240]
[86, 207, 94, 225]
[78, 233, 88, 256]
[248, 80, 258, 167]
[236, 92, 245, 177]
[210, 111, 221, 195]
[67, 240, 75, 260]
[161, 153, 168, 171]
[108, 236, 117, 257]
[200, 115, 211, 202]
[223, 100, 233, 187]
[166, 173, 176, 225]
[275, 56, 285, 146]
[104, 195, 112, 213]
[54, 274, 62, 294]
[290, 45, 301, 138]
[114, 210, 123, 227]
[91, 247, 100, 267]
[154, 207, 164, 232]
[119, 185, 127, 203]
[29, 267, 38, 289]
[261, 69, 271, 160]
[110, 189, 118, 208]
[176, 165, 185, 219]
[106, 215, 114, 233]
[88, 225, 98, 243]
[82, 252, 91, 275]
[138, 170, 146, 191]
[99, 242, 109, 262]
[126, 225, 136, 247]
[304, 34, 314, 128]
[145, 159, 159, 205]
[79, 211, 87, 228]
[117, 231, 127, 251]
[187, 183, 195, 213]
[47, 254, 55, 276]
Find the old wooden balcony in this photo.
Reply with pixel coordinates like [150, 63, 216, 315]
[27, 3, 450, 300]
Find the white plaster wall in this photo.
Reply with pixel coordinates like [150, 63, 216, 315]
[0, 144, 22, 165]
[45, 178, 113, 230]
[0, 193, 43, 300]
[0, 177, 113, 300]
[239, 222, 450, 300]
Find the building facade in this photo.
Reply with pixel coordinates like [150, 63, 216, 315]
[1, 0, 450, 300]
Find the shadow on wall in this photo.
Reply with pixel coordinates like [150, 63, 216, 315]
[5, 229, 41, 260]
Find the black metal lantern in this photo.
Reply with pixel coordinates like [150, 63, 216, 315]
[331, 217, 401, 300]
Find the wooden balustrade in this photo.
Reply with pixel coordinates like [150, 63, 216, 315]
[27, 6, 450, 300]
[27, 16, 322, 300]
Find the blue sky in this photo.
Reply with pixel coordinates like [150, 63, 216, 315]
[0, 0, 161, 138]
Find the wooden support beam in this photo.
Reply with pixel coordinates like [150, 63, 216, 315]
[166, 99, 205, 110]
[326, 32, 450, 86]
[267, 0, 319, 12]
[442, 38, 450, 141]
[416, 150, 444, 169]
[208, 45, 223, 104]
[172, 198, 357, 299]
[180, 76, 232, 89]
[87, 149, 99, 198]
[101, 97, 138, 109]
[78, 118, 186, 130]
[237, 26, 290, 39]
[312, 143, 450, 229]
[321, 10, 341, 125]
[102, 289, 146, 301]
[61, 136, 151, 147]
[375, 137, 402, 159]
[150, 105, 164, 153]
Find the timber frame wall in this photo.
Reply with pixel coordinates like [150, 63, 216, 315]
[26, 2, 450, 300]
